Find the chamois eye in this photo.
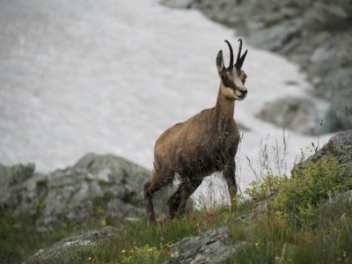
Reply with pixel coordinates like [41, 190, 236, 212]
[240, 72, 247, 83]
[243, 76, 247, 83]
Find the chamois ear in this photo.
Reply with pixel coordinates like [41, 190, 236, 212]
[216, 50, 225, 73]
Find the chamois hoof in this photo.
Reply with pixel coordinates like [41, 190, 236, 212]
[157, 215, 172, 226]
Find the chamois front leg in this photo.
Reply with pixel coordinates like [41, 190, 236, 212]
[223, 158, 238, 207]
[167, 177, 202, 219]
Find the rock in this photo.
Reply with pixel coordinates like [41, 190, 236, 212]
[0, 153, 168, 230]
[24, 226, 117, 264]
[160, 0, 194, 9]
[248, 19, 303, 52]
[0, 163, 36, 201]
[164, 227, 245, 264]
[304, 2, 349, 31]
[310, 39, 335, 69]
[321, 189, 352, 212]
[318, 189, 352, 226]
[0, 163, 43, 220]
[322, 68, 352, 132]
[255, 96, 328, 135]
[292, 130, 352, 175]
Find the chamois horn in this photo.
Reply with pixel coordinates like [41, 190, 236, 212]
[235, 38, 248, 70]
[224, 40, 234, 70]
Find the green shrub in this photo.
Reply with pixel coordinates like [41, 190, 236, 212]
[274, 157, 352, 226]
[225, 155, 352, 263]
[246, 157, 352, 226]
[245, 174, 287, 202]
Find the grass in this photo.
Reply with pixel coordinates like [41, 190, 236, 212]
[224, 155, 352, 264]
[80, 209, 239, 264]
[2, 187, 351, 264]
[0, 212, 75, 264]
[18, 193, 350, 264]
[225, 202, 352, 264]
[88, 155, 351, 264]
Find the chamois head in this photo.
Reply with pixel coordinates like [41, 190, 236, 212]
[216, 39, 248, 101]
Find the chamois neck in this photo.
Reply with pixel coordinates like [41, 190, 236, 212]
[213, 83, 235, 133]
[215, 83, 235, 121]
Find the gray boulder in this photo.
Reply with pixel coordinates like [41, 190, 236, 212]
[293, 130, 352, 175]
[25, 226, 117, 264]
[255, 96, 328, 135]
[323, 68, 352, 132]
[164, 227, 244, 264]
[0, 153, 167, 230]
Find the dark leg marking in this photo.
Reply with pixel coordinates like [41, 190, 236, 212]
[223, 159, 237, 206]
[144, 170, 174, 224]
[167, 177, 202, 219]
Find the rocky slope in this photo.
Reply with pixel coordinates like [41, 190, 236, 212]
[20, 130, 352, 263]
[164, 0, 352, 133]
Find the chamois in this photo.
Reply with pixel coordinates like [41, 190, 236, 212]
[144, 39, 248, 224]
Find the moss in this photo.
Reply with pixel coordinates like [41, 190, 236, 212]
[97, 180, 111, 188]
[88, 192, 115, 227]
[36, 179, 48, 191]
[93, 192, 114, 212]
[92, 193, 113, 220]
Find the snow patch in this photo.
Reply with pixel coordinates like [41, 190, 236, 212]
[0, 0, 330, 205]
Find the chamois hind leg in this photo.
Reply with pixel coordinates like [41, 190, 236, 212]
[223, 158, 238, 207]
[144, 170, 174, 224]
[167, 177, 202, 219]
